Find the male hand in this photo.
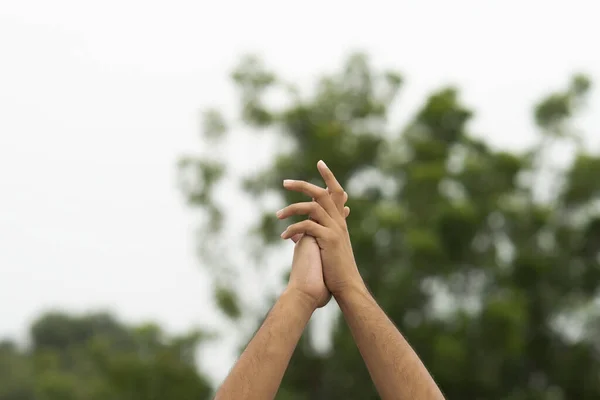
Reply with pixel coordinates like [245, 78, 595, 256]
[277, 160, 363, 298]
[285, 178, 350, 309]
[286, 235, 330, 309]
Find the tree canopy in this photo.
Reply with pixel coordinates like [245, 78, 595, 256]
[0, 312, 212, 400]
[2, 53, 599, 400]
[179, 53, 600, 399]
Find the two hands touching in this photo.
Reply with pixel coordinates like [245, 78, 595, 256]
[214, 161, 445, 400]
[282, 160, 360, 310]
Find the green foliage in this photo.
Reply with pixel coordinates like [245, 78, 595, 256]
[201, 109, 228, 140]
[0, 341, 36, 400]
[180, 53, 600, 398]
[0, 313, 212, 400]
[563, 154, 600, 207]
[534, 74, 591, 135]
[214, 286, 241, 319]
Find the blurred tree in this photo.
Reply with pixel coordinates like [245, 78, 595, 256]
[0, 312, 213, 400]
[180, 53, 600, 399]
[0, 340, 36, 400]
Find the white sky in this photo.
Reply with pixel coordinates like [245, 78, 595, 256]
[1, 0, 600, 383]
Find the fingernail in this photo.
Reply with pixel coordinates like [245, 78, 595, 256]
[276, 209, 283, 218]
[283, 179, 294, 186]
[318, 160, 327, 169]
[280, 230, 287, 238]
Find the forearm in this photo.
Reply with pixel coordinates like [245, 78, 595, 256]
[337, 284, 444, 400]
[214, 289, 315, 400]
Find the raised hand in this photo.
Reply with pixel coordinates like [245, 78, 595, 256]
[288, 194, 350, 244]
[214, 182, 350, 399]
[286, 184, 350, 308]
[286, 235, 330, 308]
[276, 160, 363, 297]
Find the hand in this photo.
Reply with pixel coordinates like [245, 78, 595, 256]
[286, 235, 330, 309]
[285, 188, 351, 309]
[277, 160, 364, 298]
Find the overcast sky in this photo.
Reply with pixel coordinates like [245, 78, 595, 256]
[1, 0, 599, 383]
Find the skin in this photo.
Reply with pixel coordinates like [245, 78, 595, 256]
[277, 160, 445, 400]
[213, 185, 348, 400]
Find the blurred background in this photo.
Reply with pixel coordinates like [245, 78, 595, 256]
[2, 0, 600, 398]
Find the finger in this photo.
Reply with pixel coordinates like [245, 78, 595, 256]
[338, 190, 349, 214]
[317, 160, 345, 205]
[281, 219, 328, 240]
[326, 187, 346, 214]
[283, 180, 338, 216]
[276, 202, 334, 226]
[316, 193, 348, 218]
[290, 233, 303, 243]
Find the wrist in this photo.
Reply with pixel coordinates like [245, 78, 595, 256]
[281, 287, 319, 314]
[333, 278, 370, 304]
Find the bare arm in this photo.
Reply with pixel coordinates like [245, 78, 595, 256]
[214, 232, 335, 399]
[214, 288, 315, 400]
[336, 283, 445, 400]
